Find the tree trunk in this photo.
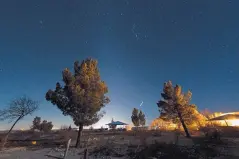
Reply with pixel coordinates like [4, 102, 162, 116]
[1, 116, 22, 150]
[177, 110, 191, 138]
[75, 124, 83, 148]
[224, 120, 228, 126]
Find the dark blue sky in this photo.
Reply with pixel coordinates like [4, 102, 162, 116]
[0, 0, 239, 129]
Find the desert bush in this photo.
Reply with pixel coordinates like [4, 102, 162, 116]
[127, 141, 219, 159]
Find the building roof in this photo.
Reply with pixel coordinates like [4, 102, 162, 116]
[106, 121, 128, 125]
[209, 114, 239, 121]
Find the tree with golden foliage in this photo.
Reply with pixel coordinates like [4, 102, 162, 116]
[157, 81, 199, 138]
[45, 58, 110, 148]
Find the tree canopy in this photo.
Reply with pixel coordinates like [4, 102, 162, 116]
[131, 108, 140, 127]
[45, 58, 110, 147]
[139, 110, 146, 126]
[131, 108, 146, 127]
[157, 81, 198, 137]
[31, 116, 53, 132]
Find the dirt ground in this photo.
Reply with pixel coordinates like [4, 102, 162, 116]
[0, 130, 238, 159]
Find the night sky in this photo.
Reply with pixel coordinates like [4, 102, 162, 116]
[0, 0, 239, 130]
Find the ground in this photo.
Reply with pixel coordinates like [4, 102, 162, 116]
[0, 128, 239, 159]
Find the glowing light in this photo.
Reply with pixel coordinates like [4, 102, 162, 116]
[228, 120, 239, 126]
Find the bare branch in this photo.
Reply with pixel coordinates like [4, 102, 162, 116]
[0, 96, 39, 123]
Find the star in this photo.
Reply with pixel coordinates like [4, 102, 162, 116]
[39, 20, 44, 29]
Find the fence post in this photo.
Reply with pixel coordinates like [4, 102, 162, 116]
[84, 148, 88, 159]
[63, 138, 71, 159]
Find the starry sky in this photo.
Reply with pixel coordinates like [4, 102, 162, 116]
[0, 0, 239, 130]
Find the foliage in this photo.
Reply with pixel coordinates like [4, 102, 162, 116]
[45, 58, 110, 147]
[157, 81, 200, 137]
[131, 108, 146, 127]
[127, 142, 200, 159]
[31, 116, 53, 132]
[138, 110, 146, 126]
[89, 126, 94, 130]
[31, 116, 41, 130]
[0, 96, 39, 149]
[150, 118, 176, 130]
[131, 108, 140, 127]
[40, 120, 53, 132]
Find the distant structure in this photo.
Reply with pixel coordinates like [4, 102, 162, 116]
[106, 119, 128, 129]
[209, 112, 239, 127]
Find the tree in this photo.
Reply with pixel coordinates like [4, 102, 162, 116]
[157, 81, 197, 138]
[139, 110, 146, 126]
[0, 96, 39, 149]
[40, 120, 53, 132]
[31, 116, 41, 130]
[31, 116, 54, 132]
[89, 126, 94, 130]
[45, 58, 110, 148]
[131, 108, 140, 127]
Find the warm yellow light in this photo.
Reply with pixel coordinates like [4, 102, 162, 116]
[228, 120, 239, 126]
[126, 125, 132, 131]
[32, 141, 36, 145]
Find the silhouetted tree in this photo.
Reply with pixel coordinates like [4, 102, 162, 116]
[46, 58, 110, 148]
[0, 96, 39, 149]
[139, 110, 146, 126]
[89, 126, 94, 130]
[131, 108, 140, 127]
[31, 116, 41, 130]
[31, 116, 53, 132]
[40, 120, 53, 132]
[157, 81, 197, 138]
